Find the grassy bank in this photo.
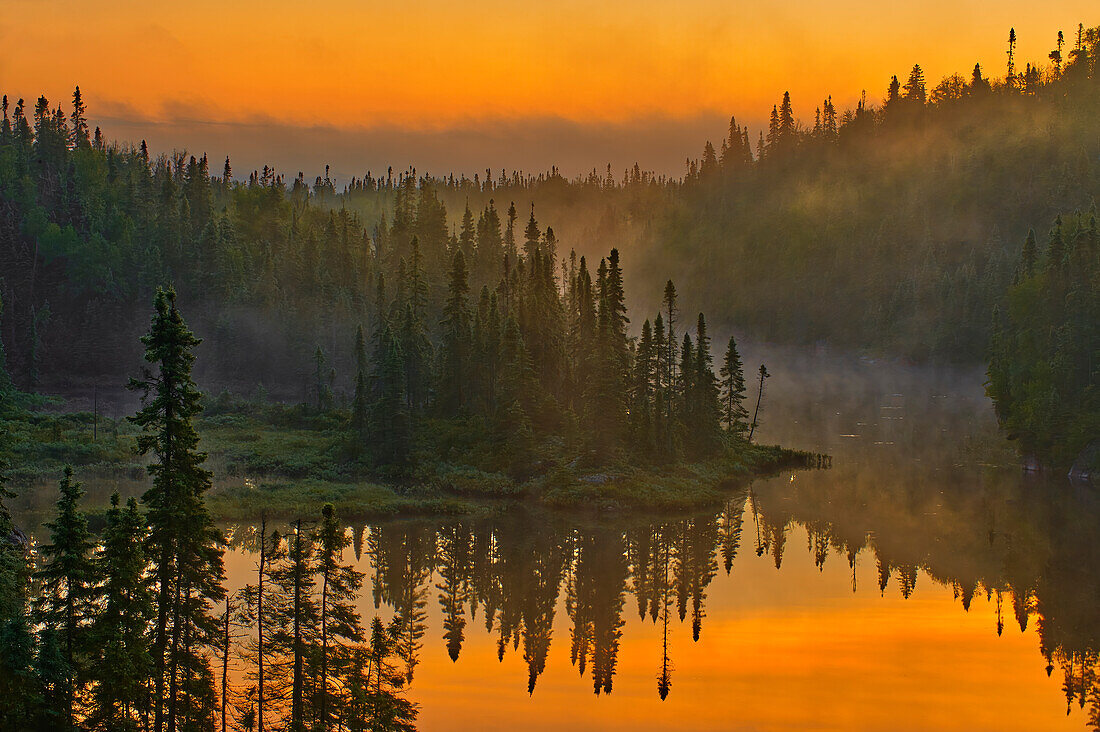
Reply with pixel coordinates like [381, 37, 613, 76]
[3, 395, 825, 524]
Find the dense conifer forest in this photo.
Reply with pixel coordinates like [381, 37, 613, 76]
[2, 24, 1098, 394]
[638, 24, 1100, 362]
[0, 17, 1098, 732]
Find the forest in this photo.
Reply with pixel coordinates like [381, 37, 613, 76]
[0, 174, 800, 730]
[986, 210, 1099, 471]
[0, 15, 1098, 732]
[639, 24, 1100, 363]
[1, 24, 1098, 396]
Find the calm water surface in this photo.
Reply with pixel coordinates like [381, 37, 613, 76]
[78, 350, 1100, 730]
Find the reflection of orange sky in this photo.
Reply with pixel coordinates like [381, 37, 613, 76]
[3, 1, 1094, 129]
[222, 521, 1084, 731]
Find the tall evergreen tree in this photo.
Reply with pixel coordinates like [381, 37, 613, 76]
[88, 494, 154, 731]
[270, 520, 318, 732]
[437, 250, 471, 416]
[315, 503, 364, 728]
[719, 336, 749, 438]
[128, 287, 225, 732]
[0, 418, 38, 731]
[35, 465, 97, 729]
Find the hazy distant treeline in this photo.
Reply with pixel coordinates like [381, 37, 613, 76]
[634, 24, 1100, 362]
[1, 23, 1098, 399]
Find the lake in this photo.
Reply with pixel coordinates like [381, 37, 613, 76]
[210, 347, 1098, 731]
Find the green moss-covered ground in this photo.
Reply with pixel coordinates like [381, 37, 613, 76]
[3, 395, 824, 524]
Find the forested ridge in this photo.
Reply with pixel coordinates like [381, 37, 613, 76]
[2, 24, 1099, 394]
[0, 89, 666, 394]
[637, 23, 1100, 362]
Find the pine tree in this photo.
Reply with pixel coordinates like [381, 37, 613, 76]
[272, 519, 319, 732]
[885, 75, 901, 109]
[458, 201, 476, 262]
[748, 364, 770, 441]
[437, 250, 471, 416]
[504, 201, 518, 263]
[677, 333, 695, 444]
[1021, 229, 1038, 276]
[630, 319, 657, 451]
[903, 64, 927, 105]
[351, 325, 369, 437]
[523, 205, 541, 261]
[315, 503, 364, 728]
[127, 286, 225, 732]
[69, 86, 89, 147]
[360, 618, 417, 732]
[691, 314, 722, 456]
[719, 336, 749, 438]
[88, 494, 154, 731]
[662, 281, 678, 452]
[370, 323, 411, 467]
[35, 465, 97, 728]
[237, 518, 286, 732]
[0, 426, 38, 730]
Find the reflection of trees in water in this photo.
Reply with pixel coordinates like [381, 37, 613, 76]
[751, 471, 1100, 730]
[228, 474, 1098, 723]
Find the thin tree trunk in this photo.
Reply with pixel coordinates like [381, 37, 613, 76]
[321, 561, 329, 730]
[152, 546, 172, 732]
[292, 519, 303, 732]
[167, 564, 184, 732]
[222, 597, 230, 732]
[154, 368, 175, 732]
[749, 367, 767, 442]
[257, 516, 266, 732]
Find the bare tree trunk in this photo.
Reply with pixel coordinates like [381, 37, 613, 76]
[748, 365, 769, 442]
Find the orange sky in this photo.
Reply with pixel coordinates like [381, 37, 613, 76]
[1, 1, 1094, 174]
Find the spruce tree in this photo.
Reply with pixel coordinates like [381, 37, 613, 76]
[361, 618, 417, 732]
[128, 286, 225, 732]
[719, 336, 749, 438]
[35, 465, 97, 728]
[0, 421, 38, 731]
[369, 325, 410, 467]
[691, 314, 722, 455]
[270, 520, 318, 732]
[88, 494, 154, 731]
[522, 205, 541, 261]
[351, 325, 369, 438]
[437, 250, 471, 416]
[315, 503, 364, 727]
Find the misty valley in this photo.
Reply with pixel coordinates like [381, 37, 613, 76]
[1, 16, 1099, 732]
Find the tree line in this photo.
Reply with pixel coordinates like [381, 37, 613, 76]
[3, 23, 1097, 393]
[631, 23, 1100, 362]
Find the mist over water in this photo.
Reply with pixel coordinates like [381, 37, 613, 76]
[205, 348, 1098, 731]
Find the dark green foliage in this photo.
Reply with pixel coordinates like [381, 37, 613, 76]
[437, 250, 471, 416]
[987, 210, 1099, 469]
[0, 395, 38, 731]
[345, 618, 417, 732]
[88, 493, 154, 730]
[34, 465, 97, 727]
[315, 503, 365, 726]
[269, 519, 318, 732]
[719, 336, 749, 438]
[632, 26, 1100, 363]
[127, 287, 225, 731]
